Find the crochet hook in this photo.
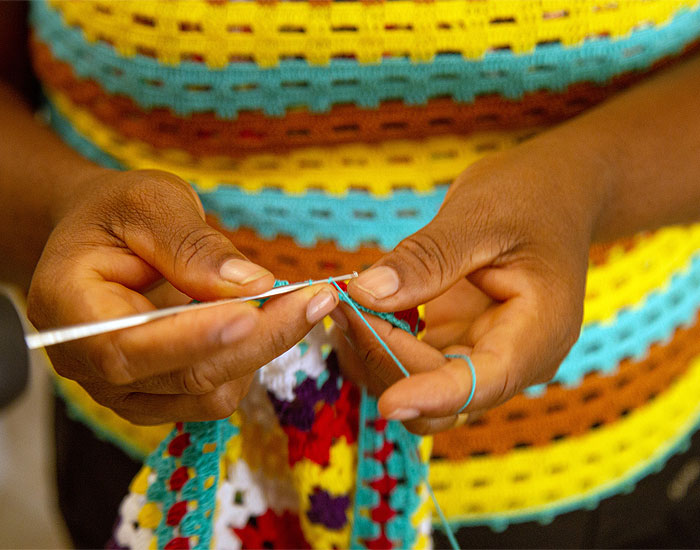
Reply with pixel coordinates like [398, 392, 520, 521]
[24, 272, 358, 350]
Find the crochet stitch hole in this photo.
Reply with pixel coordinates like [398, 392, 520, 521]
[536, 38, 562, 48]
[581, 389, 601, 403]
[132, 14, 155, 27]
[310, 209, 332, 219]
[585, 453, 602, 464]
[178, 22, 202, 33]
[551, 433, 567, 442]
[263, 206, 288, 217]
[475, 113, 502, 124]
[396, 209, 418, 218]
[505, 410, 527, 422]
[431, 149, 458, 160]
[332, 124, 360, 133]
[474, 141, 500, 153]
[549, 464, 566, 474]
[380, 121, 408, 131]
[543, 10, 570, 20]
[232, 83, 259, 92]
[136, 46, 158, 59]
[286, 129, 311, 137]
[279, 24, 305, 34]
[353, 210, 376, 220]
[281, 81, 309, 89]
[226, 25, 251, 33]
[490, 16, 517, 25]
[546, 402, 566, 414]
[468, 416, 488, 427]
[429, 117, 454, 127]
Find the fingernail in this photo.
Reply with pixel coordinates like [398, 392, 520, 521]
[386, 407, 420, 421]
[329, 308, 348, 332]
[219, 312, 257, 345]
[306, 289, 337, 324]
[220, 259, 270, 285]
[354, 266, 399, 300]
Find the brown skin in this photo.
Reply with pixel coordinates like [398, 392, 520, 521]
[2, 6, 700, 429]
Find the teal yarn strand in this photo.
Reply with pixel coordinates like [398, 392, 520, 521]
[332, 280, 411, 378]
[445, 354, 476, 414]
[331, 279, 461, 550]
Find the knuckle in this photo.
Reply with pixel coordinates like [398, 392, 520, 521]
[398, 230, 459, 286]
[97, 342, 135, 386]
[262, 325, 297, 359]
[182, 366, 219, 395]
[403, 418, 440, 436]
[489, 365, 519, 408]
[202, 388, 240, 419]
[171, 226, 225, 273]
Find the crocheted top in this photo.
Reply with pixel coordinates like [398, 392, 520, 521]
[30, 1, 700, 549]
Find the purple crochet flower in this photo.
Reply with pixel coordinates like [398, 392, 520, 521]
[268, 357, 342, 430]
[306, 488, 351, 529]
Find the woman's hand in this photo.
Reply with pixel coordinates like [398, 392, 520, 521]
[27, 168, 338, 425]
[335, 138, 610, 434]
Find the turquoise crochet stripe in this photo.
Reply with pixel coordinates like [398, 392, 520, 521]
[32, 0, 700, 117]
[351, 393, 425, 549]
[442, 405, 700, 532]
[200, 187, 444, 251]
[46, 100, 445, 251]
[145, 420, 237, 549]
[532, 252, 700, 394]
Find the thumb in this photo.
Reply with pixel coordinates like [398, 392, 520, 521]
[115, 171, 274, 300]
[347, 203, 501, 311]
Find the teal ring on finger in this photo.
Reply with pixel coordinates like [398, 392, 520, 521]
[445, 354, 476, 414]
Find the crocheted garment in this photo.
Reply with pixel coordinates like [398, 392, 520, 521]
[30, 1, 700, 548]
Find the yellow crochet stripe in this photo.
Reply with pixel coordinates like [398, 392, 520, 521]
[50, 0, 696, 68]
[55, 375, 170, 457]
[292, 439, 355, 550]
[429, 352, 700, 521]
[49, 90, 529, 196]
[583, 225, 700, 324]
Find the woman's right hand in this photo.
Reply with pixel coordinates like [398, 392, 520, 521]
[27, 168, 338, 425]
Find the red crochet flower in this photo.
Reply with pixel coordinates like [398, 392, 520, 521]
[284, 383, 359, 466]
[233, 509, 310, 549]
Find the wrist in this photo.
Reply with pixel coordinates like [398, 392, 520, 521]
[518, 124, 619, 246]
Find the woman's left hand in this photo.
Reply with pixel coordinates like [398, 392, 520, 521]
[332, 137, 610, 435]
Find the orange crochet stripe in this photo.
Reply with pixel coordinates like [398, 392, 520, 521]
[432, 311, 700, 459]
[209, 217, 647, 288]
[31, 36, 700, 157]
[207, 216, 383, 281]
